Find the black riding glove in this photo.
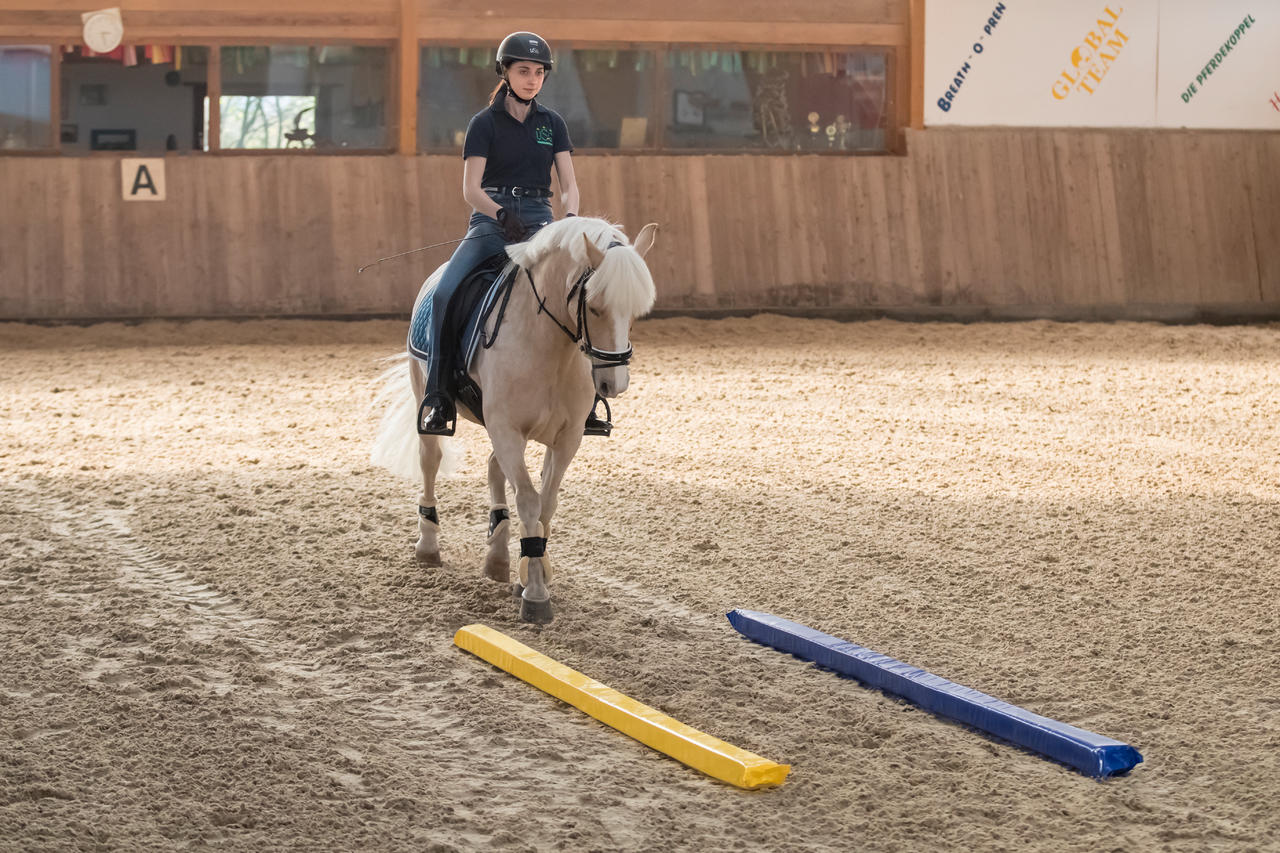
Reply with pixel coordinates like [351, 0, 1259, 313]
[495, 206, 528, 242]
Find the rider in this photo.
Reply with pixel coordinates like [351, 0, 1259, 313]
[418, 30, 608, 436]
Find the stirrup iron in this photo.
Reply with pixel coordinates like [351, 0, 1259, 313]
[584, 395, 613, 437]
[417, 395, 456, 436]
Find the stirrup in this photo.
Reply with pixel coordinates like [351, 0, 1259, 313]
[417, 395, 456, 436]
[583, 396, 613, 437]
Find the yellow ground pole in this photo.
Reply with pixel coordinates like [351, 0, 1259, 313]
[453, 624, 790, 789]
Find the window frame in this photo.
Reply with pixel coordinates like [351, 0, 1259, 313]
[1, 36, 901, 157]
[416, 39, 669, 155]
[0, 38, 58, 153]
[209, 39, 397, 155]
[0, 36, 397, 156]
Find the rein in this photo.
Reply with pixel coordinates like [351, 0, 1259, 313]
[526, 240, 633, 370]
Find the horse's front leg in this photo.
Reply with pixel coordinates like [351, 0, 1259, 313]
[483, 451, 511, 582]
[537, 432, 584, 546]
[487, 427, 552, 623]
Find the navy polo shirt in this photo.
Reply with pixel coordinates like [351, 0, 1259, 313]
[463, 98, 573, 190]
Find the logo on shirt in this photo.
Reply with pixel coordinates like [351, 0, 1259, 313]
[535, 124, 554, 146]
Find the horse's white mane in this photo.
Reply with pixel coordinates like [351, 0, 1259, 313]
[506, 217, 656, 320]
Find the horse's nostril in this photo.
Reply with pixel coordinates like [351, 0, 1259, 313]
[598, 382, 612, 397]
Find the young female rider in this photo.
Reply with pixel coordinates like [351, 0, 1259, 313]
[416, 30, 585, 436]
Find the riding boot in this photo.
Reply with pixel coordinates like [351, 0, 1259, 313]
[418, 392, 456, 436]
[418, 344, 456, 436]
[416, 273, 460, 436]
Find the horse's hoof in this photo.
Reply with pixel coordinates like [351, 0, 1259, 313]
[520, 595, 553, 624]
[415, 549, 442, 567]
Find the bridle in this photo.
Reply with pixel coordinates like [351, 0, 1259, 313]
[526, 240, 633, 371]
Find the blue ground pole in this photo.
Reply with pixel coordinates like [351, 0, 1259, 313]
[727, 609, 1143, 778]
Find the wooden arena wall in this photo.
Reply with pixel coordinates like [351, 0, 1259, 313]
[2, 0, 1276, 319]
[2, 127, 1277, 320]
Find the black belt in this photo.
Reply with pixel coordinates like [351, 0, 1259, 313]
[484, 186, 553, 198]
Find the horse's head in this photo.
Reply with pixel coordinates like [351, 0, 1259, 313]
[508, 218, 658, 400]
[577, 222, 658, 397]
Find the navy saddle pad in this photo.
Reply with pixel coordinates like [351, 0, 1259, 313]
[407, 253, 519, 425]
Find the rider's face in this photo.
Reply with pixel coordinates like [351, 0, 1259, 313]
[506, 61, 546, 100]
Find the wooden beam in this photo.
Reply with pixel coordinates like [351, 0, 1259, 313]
[0, 24, 397, 41]
[1, 9, 906, 46]
[49, 44, 61, 149]
[417, 0, 909, 25]
[892, 47, 908, 152]
[20, 0, 389, 10]
[910, 0, 924, 129]
[207, 46, 221, 151]
[418, 20, 909, 46]
[396, 0, 417, 154]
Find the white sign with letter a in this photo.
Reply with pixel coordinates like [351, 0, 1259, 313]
[121, 159, 166, 202]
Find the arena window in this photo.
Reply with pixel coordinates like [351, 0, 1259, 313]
[418, 45, 659, 152]
[550, 49, 659, 149]
[2, 41, 894, 157]
[0, 45, 53, 150]
[663, 48, 891, 153]
[57, 45, 208, 154]
[218, 45, 390, 151]
[416, 45, 496, 151]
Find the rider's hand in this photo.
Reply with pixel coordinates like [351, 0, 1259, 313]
[495, 206, 528, 242]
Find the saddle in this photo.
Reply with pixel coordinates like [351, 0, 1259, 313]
[407, 253, 616, 436]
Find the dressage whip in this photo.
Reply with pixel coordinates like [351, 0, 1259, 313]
[357, 234, 487, 274]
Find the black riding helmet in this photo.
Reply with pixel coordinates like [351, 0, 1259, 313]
[495, 31, 553, 75]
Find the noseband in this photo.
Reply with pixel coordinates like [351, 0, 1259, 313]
[527, 240, 633, 370]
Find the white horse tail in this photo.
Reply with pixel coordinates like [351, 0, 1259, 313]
[370, 353, 461, 481]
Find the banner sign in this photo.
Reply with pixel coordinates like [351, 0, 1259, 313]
[925, 1, 1279, 129]
[1157, 2, 1279, 129]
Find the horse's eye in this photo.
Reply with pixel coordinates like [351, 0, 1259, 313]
[588, 307, 602, 317]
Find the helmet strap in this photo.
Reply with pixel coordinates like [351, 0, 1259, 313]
[502, 77, 535, 105]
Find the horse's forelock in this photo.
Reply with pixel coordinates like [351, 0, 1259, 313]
[508, 217, 654, 319]
[587, 246, 656, 320]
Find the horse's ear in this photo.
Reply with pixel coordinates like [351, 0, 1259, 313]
[582, 233, 606, 269]
[632, 223, 659, 259]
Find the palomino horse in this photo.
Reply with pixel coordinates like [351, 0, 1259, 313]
[373, 216, 658, 622]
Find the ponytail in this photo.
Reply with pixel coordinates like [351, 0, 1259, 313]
[489, 79, 508, 106]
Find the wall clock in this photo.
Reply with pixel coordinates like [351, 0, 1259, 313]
[81, 8, 124, 54]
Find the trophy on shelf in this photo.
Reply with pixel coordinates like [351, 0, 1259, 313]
[807, 111, 821, 149]
[834, 114, 853, 150]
